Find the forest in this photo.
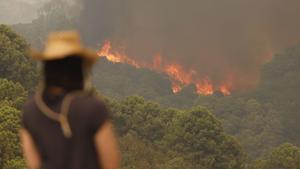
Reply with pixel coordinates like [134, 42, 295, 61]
[1, 0, 300, 169]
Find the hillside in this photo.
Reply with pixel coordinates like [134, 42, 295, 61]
[1, 1, 300, 166]
[1, 9, 300, 167]
[256, 46, 300, 145]
[93, 46, 300, 158]
[0, 25, 248, 169]
[93, 58, 200, 108]
[93, 58, 174, 100]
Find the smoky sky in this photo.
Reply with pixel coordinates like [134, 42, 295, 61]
[78, 0, 300, 91]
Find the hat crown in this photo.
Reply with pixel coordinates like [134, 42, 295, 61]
[31, 30, 98, 65]
[47, 31, 81, 47]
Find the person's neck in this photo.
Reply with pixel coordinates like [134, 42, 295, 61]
[46, 86, 66, 96]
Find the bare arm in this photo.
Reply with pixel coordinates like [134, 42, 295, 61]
[20, 129, 41, 169]
[94, 122, 121, 169]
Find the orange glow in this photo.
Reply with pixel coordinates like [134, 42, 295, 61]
[195, 79, 214, 95]
[171, 83, 182, 94]
[219, 85, 231, 95]
[97, 40, 233, 95]
[97, 41, 140, 68]
[97, 41, 121, 63]
[164, 64, 193, 85]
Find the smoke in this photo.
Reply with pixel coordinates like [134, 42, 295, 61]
[78, 0, 300, 91]
[0, 0, 43, 24]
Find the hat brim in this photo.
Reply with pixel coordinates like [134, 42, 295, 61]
[30, 48, 98, 66]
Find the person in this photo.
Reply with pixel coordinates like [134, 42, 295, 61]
[20, 31, 121, 169]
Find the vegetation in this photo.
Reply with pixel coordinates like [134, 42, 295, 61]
[94, 59, 175, 101]
[1, 2, 300, 168]
[0, 25, 38, 90]
[0, 24, 247, 169]
[93, 45, 300, 161]
[256, 46, 300, 146]
[248, 143, 300, 169]
[108, 96, 246, 169]
[0, 25, 32, 169]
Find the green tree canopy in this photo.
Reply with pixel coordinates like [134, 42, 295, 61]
[256, 46, 300, 145]
[249, 143, 300, 169]
[0, 105, 24, 168]
[0, 25, 38, 90]
[109, 96, 246, 169]
[0, 78, 27, 108]
[163, 107, 245, 169]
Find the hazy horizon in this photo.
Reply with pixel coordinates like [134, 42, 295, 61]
[0, 0, 49, 24]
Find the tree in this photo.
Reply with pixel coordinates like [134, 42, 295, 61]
[120, 131, 165, 169]
[0, 25, 38, 90]
[0, 106, 23, 168]
[0, 25, 31, 169]
[256, 46, 300, 145]
[163, 107, 245, 169]
[249, 143, 300, 169]
[111, 96, 165, 142]
[3, 158, 26, 169]
[110, 96, 246, 169]
[195, 95, 283, 159]
[0, 78, 27, 109]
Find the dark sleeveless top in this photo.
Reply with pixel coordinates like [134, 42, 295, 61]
[21, 92, 110, 169]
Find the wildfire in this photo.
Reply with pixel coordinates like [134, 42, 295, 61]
[97, 41, 140, 68]
[164, 64, 194, 84]
[171, 83, 182, 94]
[219, 85, 231, 96]
[195, 79, 214, 95]
[97, 41, 232, 95]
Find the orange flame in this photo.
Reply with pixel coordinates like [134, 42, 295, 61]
[97, 41, 140, 68]
[219, 85, 231, 96]
[195, 79, 214, 95]
[171, 83, 183, 93]
[97, 41, 232, 95]
[164, 64, 194, 85]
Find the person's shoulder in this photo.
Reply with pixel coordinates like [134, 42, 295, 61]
[73, 93, 108, 111]
[73, 93, 111, 122]
[22, 97, 37, 114]
[21, 97, 39, 129]
[76, 93, 106, 104]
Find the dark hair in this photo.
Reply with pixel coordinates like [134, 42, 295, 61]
[44, 55, 84, 92]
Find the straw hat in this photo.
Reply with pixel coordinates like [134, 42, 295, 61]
[31, 31, 98, 65]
